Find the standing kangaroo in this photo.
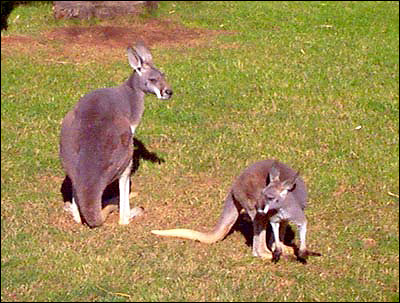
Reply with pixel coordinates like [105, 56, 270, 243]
[60, 42, 172, 228]
[152, 160, 320, 263]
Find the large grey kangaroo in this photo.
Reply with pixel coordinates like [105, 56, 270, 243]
[152, 159, 321, 263]
[60, 42, 172, 228]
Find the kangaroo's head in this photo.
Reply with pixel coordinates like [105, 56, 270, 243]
[258, 165, 299, 214]
[127, 42, 173, 100]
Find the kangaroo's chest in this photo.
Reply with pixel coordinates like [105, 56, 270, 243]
[130, 125, 137, 136]
[269, 208, 290, 223]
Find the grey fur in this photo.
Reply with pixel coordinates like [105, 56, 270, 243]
[60, 42, 172, 228]
[258, 162, 309, 262]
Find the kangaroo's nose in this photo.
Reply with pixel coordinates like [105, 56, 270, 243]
[165, 89, 173, 96]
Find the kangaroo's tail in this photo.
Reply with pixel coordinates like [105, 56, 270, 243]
[151, 193, 240, 244]
[151, 228, 221, 243]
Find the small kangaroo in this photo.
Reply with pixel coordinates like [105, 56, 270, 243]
[152, 159, 320, 263]
[60, 42, 172, 228]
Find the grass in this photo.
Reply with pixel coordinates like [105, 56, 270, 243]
[1, 1, 399, 301]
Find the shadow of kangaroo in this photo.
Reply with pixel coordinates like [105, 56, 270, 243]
[59, 42, 172, 228]
[152, 159, 321, 263]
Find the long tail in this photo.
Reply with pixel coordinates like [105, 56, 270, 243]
[73, 180, 120, 228]
[151, 193, 240, 244]
[74, 192, 118, 228]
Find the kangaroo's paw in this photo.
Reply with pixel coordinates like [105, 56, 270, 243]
[63, 201, 81, 223]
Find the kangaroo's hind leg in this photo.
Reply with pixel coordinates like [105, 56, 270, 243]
[64, 188, 81, 224]
[252, 214, 273, 259]
[119, 160, 143, 225]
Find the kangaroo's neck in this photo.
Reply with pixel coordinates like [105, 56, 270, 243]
[123, 73, 146, 127]
[125, 72, 145, 101]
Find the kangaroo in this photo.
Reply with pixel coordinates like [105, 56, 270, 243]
[257, 164, 321, 263]
[152, 159, 320, 263]
[60, 42, 172, 228]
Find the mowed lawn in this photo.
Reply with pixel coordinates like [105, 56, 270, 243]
[1, 1, 398, 301]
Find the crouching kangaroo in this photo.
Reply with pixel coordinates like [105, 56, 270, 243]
[60, 42, 172, 228]
[152, 160, 321, 263]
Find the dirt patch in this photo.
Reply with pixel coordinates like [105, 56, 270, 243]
[1, 18, 235, 61]
[45, 19, 227, 48]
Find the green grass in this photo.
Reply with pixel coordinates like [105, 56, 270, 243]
[1, 1, 399, 301]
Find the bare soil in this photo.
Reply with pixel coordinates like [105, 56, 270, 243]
[45, 19, 227, 48]
[1, 18, 235, 61]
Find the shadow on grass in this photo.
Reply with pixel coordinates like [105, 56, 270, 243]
[60, 137, 165, 206]
[230, 214, 322, 263]
[229, 213, 296, 248]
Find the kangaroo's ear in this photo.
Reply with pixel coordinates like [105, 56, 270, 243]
[269, 165, 280, 183]
[282, 172, 299, 192]
[133, 41, 153, 64]
[127, 47, 143, 74]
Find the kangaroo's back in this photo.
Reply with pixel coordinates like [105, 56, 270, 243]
[231, 159, 307, 211]
[60, 91, 134, 227]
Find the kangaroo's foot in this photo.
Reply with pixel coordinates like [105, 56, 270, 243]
[119, 206, 144, 225]
[295, 248, 322, 264]
[63, 200, 81, 223]
[252, 245, 273, 259]
[130, 206, 144, 218]
[271, 242, 294, 256]
[252, 250, 273, 259]
[252, 227, 274, 259]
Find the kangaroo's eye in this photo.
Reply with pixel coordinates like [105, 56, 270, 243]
[266, 194, 275, 201]
[149, 78, 157, 83]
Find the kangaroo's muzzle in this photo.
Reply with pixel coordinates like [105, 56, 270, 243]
[161, 88, 173, 100]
